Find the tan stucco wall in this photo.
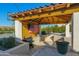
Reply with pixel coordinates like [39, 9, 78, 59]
[22, 22, 36, 40]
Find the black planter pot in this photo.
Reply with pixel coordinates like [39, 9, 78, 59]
[29, 43, 34, 49]
[56, 41, 69, 55]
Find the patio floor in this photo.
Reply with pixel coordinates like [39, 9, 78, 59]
[32, 46, 79, 56]
[0, 33, 79, 56]
[32, 33, 79, 56]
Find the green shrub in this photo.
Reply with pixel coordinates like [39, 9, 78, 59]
[2, 37, 16, 49]
[0, 31, 4, 34]
[41, 25, 65, 33]
[41, 31, 47, 35]
[0, 40, 3, 46]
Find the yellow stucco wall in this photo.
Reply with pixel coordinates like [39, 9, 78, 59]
[22, 22, 36, 40]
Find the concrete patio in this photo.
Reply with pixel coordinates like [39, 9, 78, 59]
[0, 33, 78, 56]
[32, 46, 79, 56]
[0, 45, 78, 56]
[32, 34, 79, 56]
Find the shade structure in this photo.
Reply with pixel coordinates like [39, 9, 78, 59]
[10, 3, 79, 25]
[10, 3, 79, 52]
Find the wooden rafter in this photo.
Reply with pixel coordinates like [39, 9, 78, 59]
[10, 3, 73, 18]
[10, 3, 79, 24]
[21, 14, 71, 24]
[55, 14, 72, 20]
[10, 3, 79, 21]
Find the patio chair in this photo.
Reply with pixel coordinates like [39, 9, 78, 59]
[50, 36, 54, 43]
[40, 35, 47, 42]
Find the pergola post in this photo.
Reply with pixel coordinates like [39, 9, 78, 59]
[15, 20, 22, 40]
[73, 12, 79, 52]
[65, 23, 71, 37]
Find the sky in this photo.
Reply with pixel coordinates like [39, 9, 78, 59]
[0, 3, 51, 26]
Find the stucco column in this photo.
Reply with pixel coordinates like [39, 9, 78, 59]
[15, 20, 22, 40]
[65, 23, 71, 37]
[73, 12, 79, 52]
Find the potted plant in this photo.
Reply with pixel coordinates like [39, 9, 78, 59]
[28, 37, 34, 49]
[29, 41, 34, 49]
[41, 31, 46, 35]
[56, 38, 69, 55]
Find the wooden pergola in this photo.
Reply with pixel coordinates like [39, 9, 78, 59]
[10, 3, 79, 24]
[10, 3, 79, 52]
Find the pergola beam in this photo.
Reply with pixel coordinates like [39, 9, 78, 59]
[36, 16, 70, 24]
[11, 4, 79, 21]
